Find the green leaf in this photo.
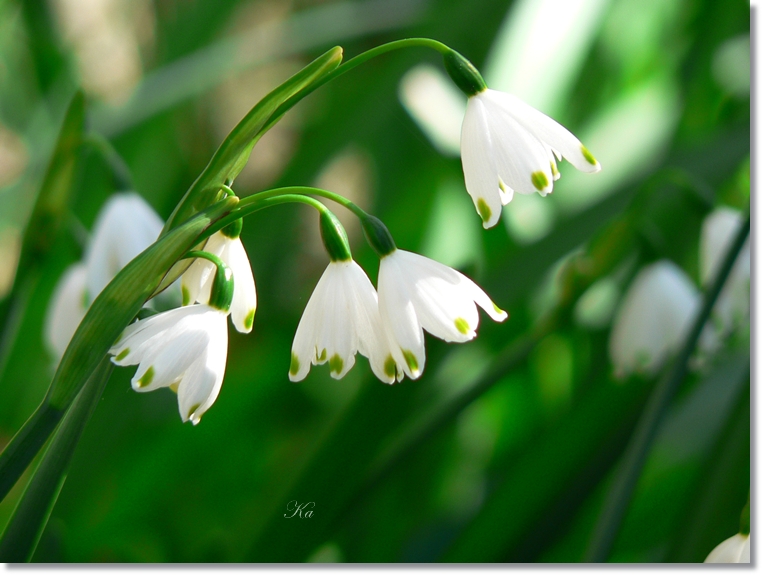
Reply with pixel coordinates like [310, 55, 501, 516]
[162, 46, 343, 232]
[440, 377, 652, 562]
[0, 91, 85, 382]
[0, 197, 237, 505]
[0, 356, 113, 562]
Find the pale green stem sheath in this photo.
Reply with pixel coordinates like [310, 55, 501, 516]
[585, 214, 750, 562]
[0, 356, 113, 562]
[259, 38, 450, 134]
[181, 250, 234, 312]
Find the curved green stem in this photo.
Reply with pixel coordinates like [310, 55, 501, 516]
[260, 38, 450, 134]
[200, 187, 366, 242]
[584, 213, 750, 562]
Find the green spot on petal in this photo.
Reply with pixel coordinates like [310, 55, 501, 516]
[137, 366, 154, 388]
[550, 162, 559, 177]
[531, 171, 549, 191]
[454, 318, 470, 334]
[329, 354, 344, 375]
[581, 145, 597, 165]
[169, 382, 179, 393]
[384, 355, 396, 378]
[476, 198, 492, 223]
[402, 350, 419, 373]
[244, 308, 255, 331]
[115, 348, 130, 361]
[493, 302, 505, 315]
[182, 285, 191, 306]
[317, 348, 327, 362]
[289, 353, 300, 376]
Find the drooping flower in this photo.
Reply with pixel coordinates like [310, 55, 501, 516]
[609, 261, 700, 379]
[704, 533, 750, 563]
[377, 249, 507, 380]
[45, 192, 167, 360]
[460, 89, 601, 228]
[110, 304, 229, 425]
[44, 263, 88, 360]
[699, 207, 750, 348]
[84, 192, 165, 300]
[182, 229, 257, 334]
[289, 259, 393, 383]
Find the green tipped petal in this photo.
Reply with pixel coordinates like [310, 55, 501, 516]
[531, 171, 549, 191]
[329, 354, 344, 375]
[581, 145, 597, 166]
[476, 198, 492, 223]
[289, 353, 300, 377]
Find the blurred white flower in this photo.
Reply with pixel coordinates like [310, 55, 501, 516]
[110, 304, 228, 425]
[44, 192, 165, 360]
[289, 259, 393, 383]
[377, 249, 507, 380]
[84, 192, 165, 300]
[44, 263, 88, 360]
[609, 261, 700, 378]
[704, 532, 750, 563]
[460, 89, 600, 228]
[182, 230, 257, 333]
[699, 207, 750, 353]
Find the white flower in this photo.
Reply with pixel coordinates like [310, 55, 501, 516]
[289, 259, 393, 383]
[609, 261, 700, 379]
[44, 193, 166, 360]
[110, 304, 228, 425]
[182, 231, 257, 334]
[84, 192, 165, 300]
[460, 88, 600, 228]
[700, 207, 750, 338]
[377, 249, 507, 380]
[704, 532, 750, 563]
[44, 263, 88, 360]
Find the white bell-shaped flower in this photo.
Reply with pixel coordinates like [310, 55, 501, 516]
[704, 532, 750, 563]
[44, 193, 166, 360]
[377, 249, 507, 380]
[84, 192, 165, 300]
[110, 304, 229, 425]
[700, 207, 750, 342]
[609, 261, 700, 379]
[289, 259, 394, 383]
[44, 262, 88, 360]
[182, 230, 257, 334]
[460, 89, 600, 228]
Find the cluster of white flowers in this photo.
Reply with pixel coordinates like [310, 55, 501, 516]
[290, 249, 507, 384]
[607, 206, 750, 379]
[46, 50, 607, 425]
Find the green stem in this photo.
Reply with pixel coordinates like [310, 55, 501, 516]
[0, 356, 113, 562]
[584, 214, 750, 562]
[259, 38, 449, 134]
[0, 404, 64, 505]
[200, 186, 366, 242]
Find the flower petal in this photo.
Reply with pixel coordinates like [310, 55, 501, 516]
[490, 90, 601, 173]
[461, 96, 503, 228]
[227, 238, 257, 333]
[45, 263, 88, 360]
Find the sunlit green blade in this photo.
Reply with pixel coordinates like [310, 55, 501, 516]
[0, 356, 113, 562]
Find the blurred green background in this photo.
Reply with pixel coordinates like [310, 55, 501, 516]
[0, 0, 750, 563]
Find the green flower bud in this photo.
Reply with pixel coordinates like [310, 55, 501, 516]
[443, 49, 487, 96]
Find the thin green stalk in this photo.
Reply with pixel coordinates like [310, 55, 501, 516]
[0, 356, 113, 562]
[200, 186, 365, 241]
[259, 38, 449, 135]
[584, 214, 750, 562]
[0, 405, 64, 504]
